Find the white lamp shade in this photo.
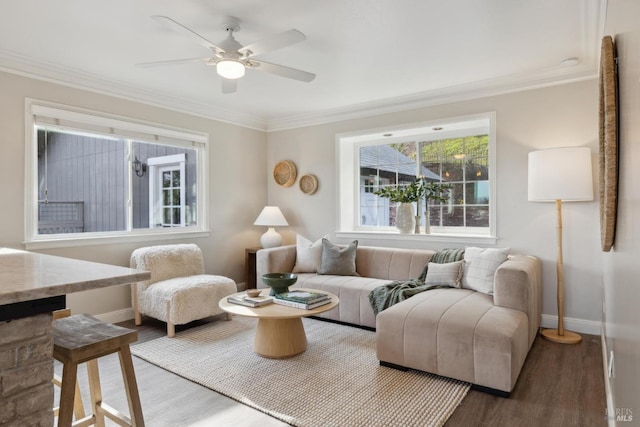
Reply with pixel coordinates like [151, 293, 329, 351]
[254, 206, 289, 227]
[216, 59, 245, 79]
[528, 147, 594, 202]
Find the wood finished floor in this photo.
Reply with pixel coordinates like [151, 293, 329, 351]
[54, 316, 606, 427]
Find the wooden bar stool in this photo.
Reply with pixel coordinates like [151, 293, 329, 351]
[52, 309, 86, 422]
[53, 314, 145, 427]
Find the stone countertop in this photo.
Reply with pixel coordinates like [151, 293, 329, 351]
[0, 248, 150, 305]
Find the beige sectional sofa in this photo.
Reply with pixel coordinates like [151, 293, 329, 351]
[256, 244, 541, 396]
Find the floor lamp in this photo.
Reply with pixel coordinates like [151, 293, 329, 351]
[528, 147, 593, 344]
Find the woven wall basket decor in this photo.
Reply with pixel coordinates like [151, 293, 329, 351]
[273, 160, 297, 187]
[299, 174, 318, 195]
[599, 35, 619, 252]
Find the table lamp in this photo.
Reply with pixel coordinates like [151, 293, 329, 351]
[254, 206, 289, 248]
[528, 147, 593, 344]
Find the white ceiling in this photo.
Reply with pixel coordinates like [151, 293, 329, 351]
[0, 0, 605, 131]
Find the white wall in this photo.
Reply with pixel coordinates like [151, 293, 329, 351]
[602, 0, 640, 421]
[267, 80, 603, 328]
[0, 71, 268, 316]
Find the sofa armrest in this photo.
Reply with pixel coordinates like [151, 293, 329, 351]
[256, 245, 297, 288]
[493, 255, 542, 347]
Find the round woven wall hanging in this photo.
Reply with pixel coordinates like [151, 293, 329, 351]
[273, 160, 297, 187]
[299, 174, 318, 195]
[599, 35, 618, 252]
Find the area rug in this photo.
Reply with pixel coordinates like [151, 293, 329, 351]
[131, 317, 469, 427]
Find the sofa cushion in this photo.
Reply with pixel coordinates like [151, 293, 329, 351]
[424, 260, 464, 287]
[318, 239, 358, 276]
[292, 234, 326, 273]
[292, 273, 390, 328]
[139, 274, 237, 325]
[462, 247, 509, 294]
[376, 288, 529, 392]
[356, 247, 435, 280]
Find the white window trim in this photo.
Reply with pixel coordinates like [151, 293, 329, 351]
[335, 112, 497, 243]
[24, 99, 210, 249]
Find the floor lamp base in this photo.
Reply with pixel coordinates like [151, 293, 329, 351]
[541, 328, 582, 344]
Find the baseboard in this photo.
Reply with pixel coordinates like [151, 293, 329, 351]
[94, 307, 134, 324]
[601, 331, 616, 427]
[540, 314, 601, 335]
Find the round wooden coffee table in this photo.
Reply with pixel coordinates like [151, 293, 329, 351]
[219, 288, 339, 359]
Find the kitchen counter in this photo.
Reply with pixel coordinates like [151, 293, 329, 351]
[0, 247, 149, 306]
[0, 247, 150, 426]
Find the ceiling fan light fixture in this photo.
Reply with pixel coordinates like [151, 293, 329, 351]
[217, 59, 245, 79]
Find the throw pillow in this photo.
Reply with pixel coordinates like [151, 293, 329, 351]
[317, 239, 358, 276]
[292, 234, 328, 273]
[462, 247, 510, 294]
[424, 260, 464, 288]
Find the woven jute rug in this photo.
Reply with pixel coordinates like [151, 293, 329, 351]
[131, 317, 469, 427]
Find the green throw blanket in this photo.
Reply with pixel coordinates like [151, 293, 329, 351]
[368, 248, 465, 316]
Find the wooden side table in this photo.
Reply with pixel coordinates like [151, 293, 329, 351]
[245, 247, 261, 289]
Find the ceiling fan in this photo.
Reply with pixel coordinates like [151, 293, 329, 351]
[137, 15, 316, 94]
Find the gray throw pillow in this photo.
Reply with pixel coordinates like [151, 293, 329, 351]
[318, 239, 358, 276]
[424, 260, 464, 288]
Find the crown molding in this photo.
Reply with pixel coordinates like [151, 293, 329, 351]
[0, 49, 268, 131]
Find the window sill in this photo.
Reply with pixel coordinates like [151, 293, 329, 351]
[24, 228, 211, 250]
[335, 230, 498, 246]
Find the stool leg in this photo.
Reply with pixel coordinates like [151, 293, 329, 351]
[87, 359, 106, 427]
[132, 284, 142, 326]
[73, 379, 86, 421]
[58, 361, 79, 427]
[53, 374, 85, 420]
[118, 345, 145, 427]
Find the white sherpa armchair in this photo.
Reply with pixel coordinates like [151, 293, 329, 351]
[130, 244, 237, 337]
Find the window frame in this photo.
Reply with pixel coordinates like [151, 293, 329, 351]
[24, 99, 210, 249]
[336, 112, 497, 243]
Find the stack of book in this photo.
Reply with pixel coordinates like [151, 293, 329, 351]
[227, 294, 274, 307]
[273, 291, 332, 310]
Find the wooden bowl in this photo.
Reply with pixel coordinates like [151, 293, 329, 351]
[246, 289, 261, 298]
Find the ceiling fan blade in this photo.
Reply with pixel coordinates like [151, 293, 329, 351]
[250, 60, 316, 82]
[221, 78, 238, 94]
[136, 58, 212, 67]
[238, 29, 306, 57]
[151, 15, 224, 54]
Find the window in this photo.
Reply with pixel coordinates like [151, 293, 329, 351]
[25, 100, 209, 248]
[420, 136, 490, 229]
[148, 154, 188, 228]
[338, 113, 496, 239]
